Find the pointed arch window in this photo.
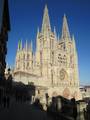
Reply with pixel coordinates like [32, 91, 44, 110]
[27, 54, 30, 60]
[27, 62, 29, 69]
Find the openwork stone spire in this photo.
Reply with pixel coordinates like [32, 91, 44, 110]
[61, 14, 70, 39]
[41, 5, 51, 33]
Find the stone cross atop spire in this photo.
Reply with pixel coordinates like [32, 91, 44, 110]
[61, 14, 71, 39]
[41, 4, 51, 33]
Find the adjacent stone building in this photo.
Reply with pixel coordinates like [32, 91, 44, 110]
[0, 0, 10, 82]
[14, 5, 82, 101]
[80, 86, 90, 100]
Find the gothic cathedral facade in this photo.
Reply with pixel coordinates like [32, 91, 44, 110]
[14, 5, 82, 100]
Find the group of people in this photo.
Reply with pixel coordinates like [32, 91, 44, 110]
[0, 68, 12, 109]
[46, 96, 90, 120]
[46, 97, 78, 120]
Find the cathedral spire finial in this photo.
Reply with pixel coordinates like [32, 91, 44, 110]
[25, 40, 28, 51]
[41, 4, 51, 33]
[61, 14, 70, 39]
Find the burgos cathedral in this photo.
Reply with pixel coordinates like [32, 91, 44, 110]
[13, 5, 82, 101]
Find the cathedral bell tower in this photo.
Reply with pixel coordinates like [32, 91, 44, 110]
[36, 5, 53, 77]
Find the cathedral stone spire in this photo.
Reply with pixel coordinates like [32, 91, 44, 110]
[72, 35, 79, 85]
[72, 35, 77, 53]
[18, 40, 22, 51]
[36, 27, 39, 51]
[72, 35, 78, 69]
[54, 26, 57, 40]
[61, 14, 70, 39]
[25, 40, 28, 51]
[57, 34, 60, 41]
[41, 4, 51, 33]
[29, 40, 32, 51]
[37, 27, 39, 38]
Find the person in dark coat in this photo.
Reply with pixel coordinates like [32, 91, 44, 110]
[71, 98, 77, 120]
[7, 95, 10, 108]
[3, 95, 6, 108]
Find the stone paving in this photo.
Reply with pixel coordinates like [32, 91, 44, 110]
[0, 98, 52, 120]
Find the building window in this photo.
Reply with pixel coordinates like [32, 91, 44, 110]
[27, 54, 29, 60]
[27, 62, 29, 69]
[58, 54, 67, 66]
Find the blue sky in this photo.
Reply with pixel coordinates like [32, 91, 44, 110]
[7, 0, 90, 85]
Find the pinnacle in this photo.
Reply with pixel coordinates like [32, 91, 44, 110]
[41, 4, 51, 33]
[25, 40, 28, 50]
[61, 14, 70, 39]
[18, 39, 22, 51]
[30, 40, 32, 51]
[72, 34, 75, 41]
[54, 26, 57, 40]
[44, 4, 48, 12]
[72, 34, 77, 53]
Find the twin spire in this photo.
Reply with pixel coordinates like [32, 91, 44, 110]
[41, 5, 71, 40]
[18, 5, 72, 51]
[61, 14, 70, 39]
